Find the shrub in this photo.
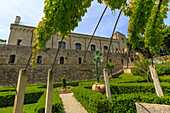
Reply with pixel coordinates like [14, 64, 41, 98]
[131, 59, 151, 77]
[156, 64, 170, 76]
[0, 91, 44, 107]
[73, 86, 170, 113]
[72, 87, 109, 113]
[0, 85, 45, 107]
[61, 75, 66, 88]
[35, 89, 63, 113]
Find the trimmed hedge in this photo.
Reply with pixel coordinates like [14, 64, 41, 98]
[34, 89, 63, 113]
[85, 82, 170, 96]
[0, 86, 45, 107]
[155, 64, 170, 76]
[159, 75, 170, 83]
[72, 87, 109, 113]
[73, 87, 170, 113]
[38, 81, 79, 88]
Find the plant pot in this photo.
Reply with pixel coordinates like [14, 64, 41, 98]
[92, 83, 105, 94]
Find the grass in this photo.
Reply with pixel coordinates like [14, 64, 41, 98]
[0, 103, 36, 113]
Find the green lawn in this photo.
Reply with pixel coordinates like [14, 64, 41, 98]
[0, 103, 36, 113]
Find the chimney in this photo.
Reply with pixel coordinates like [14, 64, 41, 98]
[14, 16, 21, 24]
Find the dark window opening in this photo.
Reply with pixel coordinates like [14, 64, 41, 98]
[9, 55, 15, 63]
[59, 42, 66, 48]
[78, 57, 82, 64]
[109, 59, 112, 62]
[131, 58, 134, 62]
[116, 48, 118, 52]
[121, 59, 124, 65]
[17, 40, 22, 45]
[91, 45, 96, 51]
[104, 46, 108, 51]
[37, 56, 42, 64]
[60, 57, 64, 64]
[75, 43, 81, 50]
[122, 48, 124, 53]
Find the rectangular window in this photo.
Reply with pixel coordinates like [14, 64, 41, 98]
[9, 55, 15, 63]
[17, 40, 22, 45]
[60, 57, 64, 64]
[78, 57, 82, 64]
[37, 56, 42, 64]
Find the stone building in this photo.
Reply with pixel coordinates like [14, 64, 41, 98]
[0, 16, 129, 86]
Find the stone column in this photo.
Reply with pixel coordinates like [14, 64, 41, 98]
[45, 69, 54, 113]
[103, 69, 111, 101]
[149, 65, 164, 97]
[13, 69, 28, 113]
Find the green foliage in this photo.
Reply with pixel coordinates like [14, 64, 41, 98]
[156, 64, 170, 76]
[159, 75, 170, 83]
[61, 75, 66, 88]
[72, 87, 110, 113]
[73, 86, 170, 113]
[35, 89, 63, 113]
[0, 89, 44, 107]
[0, 103, 37, 113]
[93, 50, 104, 83]
[109, 93, 170, 112]
[131, 57, 151, 77]
[0, 39, 6, 43]
[104, 62, 115, 69]
[109, 83, 170, 95]
[144, 0, 169, 54]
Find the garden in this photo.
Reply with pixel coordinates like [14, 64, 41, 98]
[0, 71, 169, 113]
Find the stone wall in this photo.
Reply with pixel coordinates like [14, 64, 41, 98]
[0, 45, 127, 86]
[8, 24, 126, 52]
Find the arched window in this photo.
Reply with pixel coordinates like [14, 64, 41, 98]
[37, 56, 42, 64]
[59, 42, 66, 49]
[116, 48, 118, 52]
[91, 45, 96, 51]
[78, 57, 82, 64]
[109, 59, 112, 62]
[60, 57, 64, 64]
[9, 55, 15, 63]
[121, 59, 124, 65]
[104, 46, 108, 51]
[75, 43, 81, 50]
[131, 58, 134, 62]
[17, 40, 22, 45]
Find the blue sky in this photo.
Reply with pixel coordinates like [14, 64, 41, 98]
[0, 0, 169, 41]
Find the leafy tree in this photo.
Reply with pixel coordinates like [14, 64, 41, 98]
[0, 39, 6, 43]
[104, 62, 115, 77]
[161, 25, 170, 55]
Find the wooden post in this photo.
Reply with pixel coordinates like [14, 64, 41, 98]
[103, 68, 111, 101]
[149, 65, 164, 97]
[45, 69, 54, 113]
[13, 69, 28, 113]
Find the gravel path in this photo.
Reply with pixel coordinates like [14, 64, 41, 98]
[60, 92, 88, 113]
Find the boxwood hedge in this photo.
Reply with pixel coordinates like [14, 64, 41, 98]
[34, 89, 63, 113]
[73, 86, 170, 113]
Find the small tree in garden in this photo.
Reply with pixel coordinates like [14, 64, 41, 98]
[104, 62, 115, 77]
[61, 75, 66, 88]
[93, 49, 103, 83]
